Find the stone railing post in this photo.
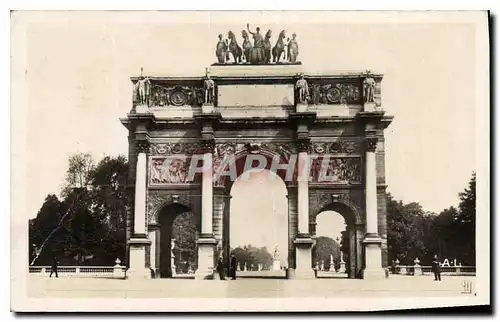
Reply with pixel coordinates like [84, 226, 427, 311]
[113, 258, 125, 278]
[394, 259, 400, 274]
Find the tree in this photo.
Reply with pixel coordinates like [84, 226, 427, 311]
[313, 236, 339, 270]
[61, 153, 95, 197]
[29, 154, 131, 266]
[230, 245, 273, 270]
[172, 211, 198, 270]
[29, 194, 65, 265]
[386, 193, 430, 265]
[455, 172, 476, 265]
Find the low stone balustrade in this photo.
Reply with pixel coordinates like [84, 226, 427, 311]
[29, 258, 126, 279]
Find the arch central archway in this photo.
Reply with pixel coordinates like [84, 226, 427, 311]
[228, 169, 288, 277]
[216, 149, 292, 278]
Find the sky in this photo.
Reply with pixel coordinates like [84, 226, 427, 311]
[21, 12, 477, 227]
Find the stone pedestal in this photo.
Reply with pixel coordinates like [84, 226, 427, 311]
[135, 104, 149, 114]
[293, 237, 315, 279]
[272, 259, 281, 271]
[296, 103, 308, 113]
[195, 237, 217, 280]
[339, 260, 346, 274]
[202, 103, 215, 114]
[414, 265, 422, 276]
[329, 260, 336, 272]
[127, 237, 151, 279]
[363, 102, 377, 112]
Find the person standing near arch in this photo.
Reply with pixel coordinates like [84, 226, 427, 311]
[230, 253, 237, 280]
[432, 254, 442, 281]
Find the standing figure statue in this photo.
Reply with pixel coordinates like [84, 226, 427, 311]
[287, 33, 299, 63]
[263, 30, 272, 64]
[241, 30, 252, 63]
[136, 74, 151, 106]
[272, 30, 286, 63]
[203, 70, 215, 104]
[247, 24, 265, 64]
[363, 76, 376, 103]
[295, 73, 309, 104]
[227, 31, 242, 64]
[215, 34, 228, 64]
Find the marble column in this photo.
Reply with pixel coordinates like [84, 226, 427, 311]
[195, 143, 217, 280]
[127, 141, 152, 279]
[362, 137, 385, 279]
[293, 141, 315, 279]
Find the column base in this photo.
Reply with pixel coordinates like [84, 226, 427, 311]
[195, 237, 217, 280]
[294, 237, 315, 279]
[362, 268, 387, 280]
[127, 237, 151, 280]
[293, 269, 316, 280]
[126, 268, 152, 280]
[362, 235, 386, 279]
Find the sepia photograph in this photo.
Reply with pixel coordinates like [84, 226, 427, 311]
[10, 10, 490, 312]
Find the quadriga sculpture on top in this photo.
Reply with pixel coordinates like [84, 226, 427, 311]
[214, 24, 299, 65]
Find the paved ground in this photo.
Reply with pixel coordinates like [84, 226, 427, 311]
[27, 275, 476, 299]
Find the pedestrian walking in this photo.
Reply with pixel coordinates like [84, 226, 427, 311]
[230, 253, 237, 280]
[49, 256, 59, 278]
[431, 254, 441, 281]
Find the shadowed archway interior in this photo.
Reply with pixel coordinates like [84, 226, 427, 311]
[157, 203, 198, 278]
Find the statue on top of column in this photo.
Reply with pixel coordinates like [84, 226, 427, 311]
[363, 73, 376, 103]
[203, 68, 215, 104]
[135, 68, 151, 106]
[295, 73, 309, 104]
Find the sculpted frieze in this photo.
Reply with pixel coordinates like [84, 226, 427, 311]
[310, 140, 361, 154]
[309, 157, 362, 184]
[307, 82, 361, 105]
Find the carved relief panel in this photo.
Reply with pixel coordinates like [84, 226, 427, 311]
[307, 81, 362, 105]
[148, 142, 204, 185]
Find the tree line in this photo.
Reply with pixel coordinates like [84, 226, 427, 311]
[28, 153, 476, 268]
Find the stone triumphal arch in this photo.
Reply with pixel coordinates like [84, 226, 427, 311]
[121, 30, 393, 280]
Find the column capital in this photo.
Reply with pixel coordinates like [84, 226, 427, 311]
[136, 140, 151, 154]
[364, 137, 378, 152]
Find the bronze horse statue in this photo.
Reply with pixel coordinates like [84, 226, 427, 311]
[272, 30, 286, 63]
[241, 30, 252, 63]
[227, 31, 242, 64]
[263, 30, 272, 64]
